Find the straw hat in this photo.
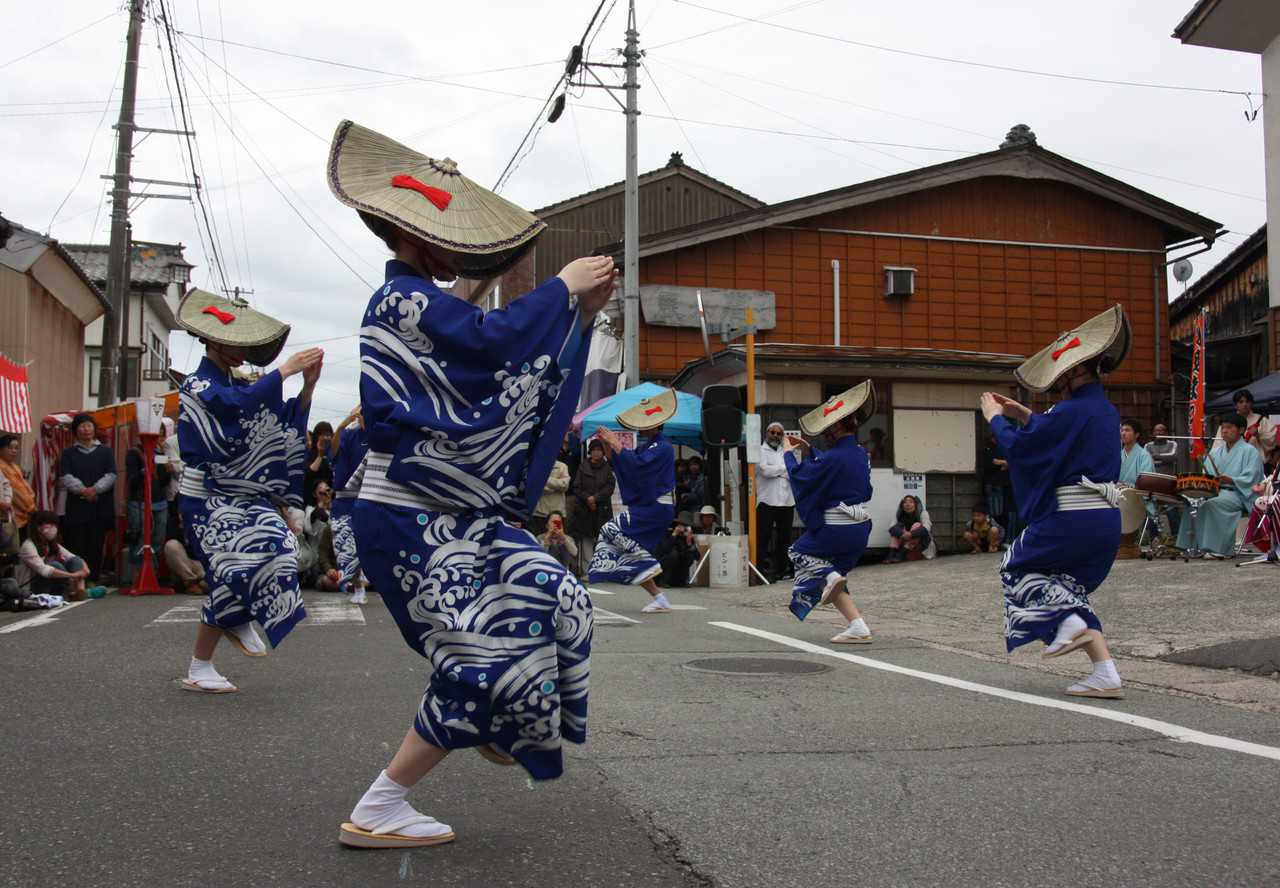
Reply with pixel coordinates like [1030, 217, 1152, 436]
[617, 388, 678, 432]
[327, 120, 544, 279]
[1014, 305, 1131, 393]
[177, 289, 290, 366]
[799, 380, 875, 436]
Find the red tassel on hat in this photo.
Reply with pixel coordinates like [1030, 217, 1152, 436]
[822, 400, 845, 416]
[391, 175, 453, 211]
[644, 405, 664, 416]
[1051, 336, 1081, 361]
[202, 305, 236, 324]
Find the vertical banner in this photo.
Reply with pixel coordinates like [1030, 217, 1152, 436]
[0, 353, 32, 433]
[1189, 311, 1206, 461]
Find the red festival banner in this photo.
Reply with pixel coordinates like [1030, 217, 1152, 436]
[1189, 311, 1207, 461]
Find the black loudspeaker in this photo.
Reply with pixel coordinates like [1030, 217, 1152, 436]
[701, 384, 744, 447]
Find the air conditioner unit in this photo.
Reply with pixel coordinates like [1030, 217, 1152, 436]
[884, 266, 916, 298]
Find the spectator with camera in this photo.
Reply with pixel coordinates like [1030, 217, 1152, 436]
[656, 511, 698, 588]
[537, 510, 578, 570]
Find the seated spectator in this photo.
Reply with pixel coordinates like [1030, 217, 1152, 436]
[162, 508, 205, 595]
[532, 459, 571, 536]
[884, 495, 935, 563]
[655, 512, 698, 588]
[306, 482, 334, 533]
[537, 510, 578, 571]
[696, 505, 730, 536]
[963, 505, 1004, 553]
[283, 505, 321, 588]
[16, 510, 89, 602]
[315, 520, 343, 592]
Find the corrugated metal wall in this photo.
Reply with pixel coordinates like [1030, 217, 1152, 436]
[536, 173, 755, 281]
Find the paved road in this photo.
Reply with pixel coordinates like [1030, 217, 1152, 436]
[3, 579, 1279, 887]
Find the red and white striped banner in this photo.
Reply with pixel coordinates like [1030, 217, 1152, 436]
[0, 354, 32, 433]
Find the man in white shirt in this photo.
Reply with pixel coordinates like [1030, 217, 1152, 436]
[1213, 389, 1276, 467]
[756, 421, 796, 581]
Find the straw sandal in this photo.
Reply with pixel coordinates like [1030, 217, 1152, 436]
[476, 744, 516, 767]
[1065, 683, 1124, 700]
[1042, 629, 1098, 659]
[181, 677, 238, 694]
[338, 816, 455, 849]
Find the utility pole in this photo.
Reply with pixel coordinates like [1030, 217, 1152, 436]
[622, 0, 640, 389]
[98, 0, 146, 408]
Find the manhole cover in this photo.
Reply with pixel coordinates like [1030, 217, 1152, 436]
[683, 657, 831, 676]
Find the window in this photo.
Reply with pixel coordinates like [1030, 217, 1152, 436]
[149, 332, 166, 375]
[884, 266, 916, 299]
[88, 356, 101, 397]
[123, 352, 141, 398]
[823, 380, 893, 468]
[170, 264, 190, 284]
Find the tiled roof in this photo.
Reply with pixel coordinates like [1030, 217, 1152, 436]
[62, 240, 193, 287]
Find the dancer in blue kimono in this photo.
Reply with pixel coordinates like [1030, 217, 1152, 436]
[783, 381, 876, 644]
[327, 120, 616, 849]
[980, 304, 1130, 699]
[329, 406, 369, 603]
[1176, 414, 1264, 557]
[174, 290, 323, 693]
[587, 389, 678, 613]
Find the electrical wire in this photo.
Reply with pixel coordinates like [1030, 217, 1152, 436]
[217, 0, 254, 292]
[194, 0, 245, 291]
[45, 53, 124, 234]
[648, 0, 823, 50]
[669, 0, 1259, 98]
[639, 59, 711, 173]
[0, 10, 120, 70]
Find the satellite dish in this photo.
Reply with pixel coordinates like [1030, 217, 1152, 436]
[1172, 259, 1194, 282]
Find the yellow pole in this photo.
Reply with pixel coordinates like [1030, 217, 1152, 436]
[745, 308, 757, 569]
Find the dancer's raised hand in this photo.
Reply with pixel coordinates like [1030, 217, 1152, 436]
[558, 256, 615, 298]
[281, 347, 324, 380]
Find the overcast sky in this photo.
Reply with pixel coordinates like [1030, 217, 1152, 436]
[1, 0, 1266, 423]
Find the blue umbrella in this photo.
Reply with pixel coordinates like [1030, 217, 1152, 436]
[574, 382, 705, 449]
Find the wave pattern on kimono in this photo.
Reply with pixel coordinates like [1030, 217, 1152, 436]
[784, 436, 872, 621]
[177, 357, 310, 646]
[990, 382, 1120, 651]
[588, 513, 663, 585]
[356, 260, 595, 780]
[331, 426, 369, 591]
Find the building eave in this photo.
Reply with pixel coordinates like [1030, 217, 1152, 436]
[1168, 224, 1267, 321]
[533, 162, 765, 219]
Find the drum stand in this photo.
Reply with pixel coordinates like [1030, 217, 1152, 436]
[1137, 494, 1174, 561]
[1180, 494, 1209, 561]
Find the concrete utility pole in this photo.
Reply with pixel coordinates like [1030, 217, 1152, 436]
[622, 0, 640, 388]
[98, 0, 146, 407]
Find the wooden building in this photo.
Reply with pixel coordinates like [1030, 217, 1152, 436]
[0, 220, 106, 469]
[1169, 225, 1268, 395]
[617, 126, 1221, 548]
[455, 152, 762, 305]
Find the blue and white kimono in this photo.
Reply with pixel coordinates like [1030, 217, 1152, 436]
[177, 357, 310, 647]
[991, 381, 1121, 652]
[330, 425, 369, 592]
[587, 432, 675, 586]
[785, 436, 872, 621]
[354, 260, 594, 781]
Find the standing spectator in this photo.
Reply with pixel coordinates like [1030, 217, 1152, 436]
[674, 458, 690, 507]
[982, 431, 1011, 532]
[304, 421, 335, 507]
[655, 512, 698, 588]
[58, 413, 116, 582]
[0, 467, 16, 558]
[125, 433, 170, 568]
[680, 455, 706, 513]
[531, 457, 570, 536]
[883, 495, 936, 563]
[1145, 421, 1178, 472]
[0, 434, 35, 538]
[963, 504, 1004, 554]
[756, 421, 795, 581]
[16, 510, 89, 602]
[558, 435, 581, 485]
[1214, 389, 1276, 468]
[537, 510, 578, 570]
[568, 438, 615, 576]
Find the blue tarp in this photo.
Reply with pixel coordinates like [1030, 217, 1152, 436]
[574, 382, 705, 449]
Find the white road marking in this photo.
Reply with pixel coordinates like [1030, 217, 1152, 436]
[587, 587, 615, 595]
[150, 603, 365, 626]
[665, 604, 707, 611]
[711, 621, 1280, 764]
[0, 600, 91, 634]
[593, 606, 641, 625]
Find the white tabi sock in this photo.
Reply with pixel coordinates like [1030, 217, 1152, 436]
[1045, 614, 1088, 653]
[653, 592, 670, 608]
[226, 622, 267, 655]
[1076, 658, 1122, 690]
[846, 618, 870, 636]
[350, 771, 447, 839]
[188, 657, 224, 682]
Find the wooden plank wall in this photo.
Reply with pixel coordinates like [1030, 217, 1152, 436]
[1169, 251, 1268, 341]
[639, 177, 1168, 385]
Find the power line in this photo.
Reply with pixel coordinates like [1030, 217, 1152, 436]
[217, 0, 253, 292]
[0, 10, 120, 70]
[649, 0, 823, 50]
[669, 0, 1259, 98]
[639, 59, 711, 173]
[46, 52, 125, 234]
[193, 0, 245, 290]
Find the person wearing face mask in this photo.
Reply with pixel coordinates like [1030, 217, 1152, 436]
[174, 289, 323, 695]
[756, 421, 795, 581]
[979, 305, 1131, 700]
[328, 120, 614, 849]
[588, 390, 679, 614]
[782, 382, 876, 644]
[57, 413, 116, 582]
[16, 511, 89, 603]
